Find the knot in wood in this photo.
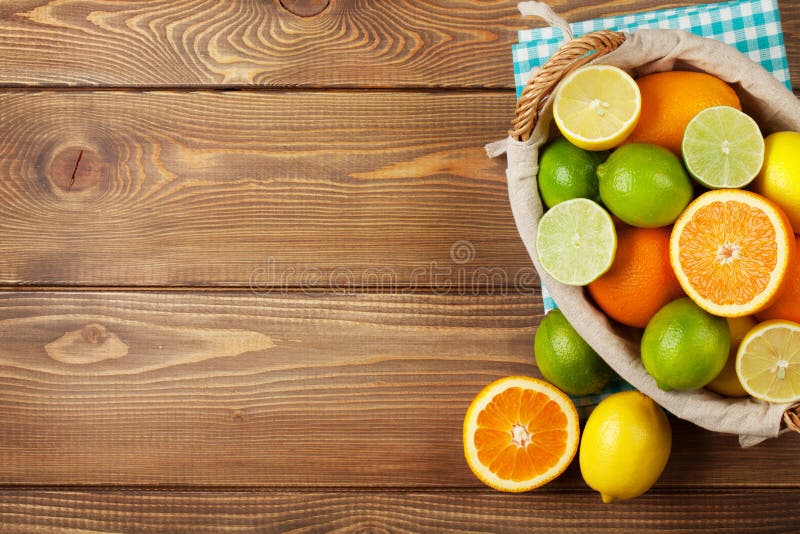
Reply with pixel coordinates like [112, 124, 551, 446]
[45, 322, 129, 364]
[50, 146, 107, 193]
[81, 323, 108, 344]
[279, 0, 329, 17]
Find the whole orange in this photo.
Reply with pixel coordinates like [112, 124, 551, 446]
[625, 71, 741, 154]
[588, 224, 684, 328]
[756, 234, 800, 323]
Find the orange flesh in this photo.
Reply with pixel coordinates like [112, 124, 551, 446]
[678, 200, 777, 305]
[473, 387, 568, 482]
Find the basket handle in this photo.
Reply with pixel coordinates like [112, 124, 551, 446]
[509, 30, 626, 142]
[784, 405, 800, 434]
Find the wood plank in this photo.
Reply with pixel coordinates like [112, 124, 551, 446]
[1, 1, 798, 89]
[0, 90, 535, 287]
[0, 489, 798, 532]
[0, 290, 798, 487]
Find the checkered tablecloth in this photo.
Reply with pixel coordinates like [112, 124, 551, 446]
[518, 0, 792, 419]
[514, 0, 791, 98]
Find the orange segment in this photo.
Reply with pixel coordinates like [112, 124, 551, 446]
[670, 190, 796, 317]
[463, 376, 580, 492]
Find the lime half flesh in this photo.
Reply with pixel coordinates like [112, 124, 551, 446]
[536, 198, 617, 286]
[681, 105, 764, 189]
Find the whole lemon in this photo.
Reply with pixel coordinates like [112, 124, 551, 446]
[597, 143, 693, 228]
[706, 316, 757, 397]
[641, 298, 730, 391]
[579, 391, 671, 503]
[753, 132, 800, 231]
[534, 309, 614, 396]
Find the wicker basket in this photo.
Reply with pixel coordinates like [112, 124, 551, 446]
[502, 29, 800, 445]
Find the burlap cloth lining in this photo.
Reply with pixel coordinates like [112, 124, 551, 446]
[491, 28, 800, 446]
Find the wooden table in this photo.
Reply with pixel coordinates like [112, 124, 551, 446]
[0, 1, 798, 531]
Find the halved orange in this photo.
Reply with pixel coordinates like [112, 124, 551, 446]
[670, 189, 796, 317]
[463, 376, 580, 492]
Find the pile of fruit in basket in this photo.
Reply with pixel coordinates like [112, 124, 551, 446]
[463, 64, 800, 502]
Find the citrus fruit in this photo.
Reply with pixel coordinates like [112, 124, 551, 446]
[752, 131, 800, 230]
[670, 189, 796, 317]
[552, 65, 641, 151]
[757, 234, 800, 323]
[538, 138, 606, 208]
[681, 106, 764, 189]
[534, 309, 613, 396]
[463, 376, 580, 492]
[597, 143, 693, 228]
[641, 297, 730, 391]
[626, 70, 741, 154]
[706, 316, 757, 397]
[536, 198, 617, 286]
[588, 224, 684, 328]
[579, 391, 671, 503]
[736, 320, 800, 403]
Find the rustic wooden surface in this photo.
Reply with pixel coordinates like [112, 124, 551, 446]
[0, 0, 798, 531]
[0, 91, 522, 287]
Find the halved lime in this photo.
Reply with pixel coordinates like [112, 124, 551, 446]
[736, 319, 800, 403]
[536, 198, 617, 286]
[681, 106, 765, 189]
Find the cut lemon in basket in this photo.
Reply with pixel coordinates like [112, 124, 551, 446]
[463, 376, 580, 492]
[670, 189, 796, 317]
[681, 106, 764, 189]
[552, 65, 641, 151]
[536, 198, 616, 286]
[736, 320, 800, 403]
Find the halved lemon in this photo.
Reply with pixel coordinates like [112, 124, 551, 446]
[463, 376, 580, 492]
[669, 189, 796, 317]
[553, 65, 641, 151]
[736, 320, 800, 403]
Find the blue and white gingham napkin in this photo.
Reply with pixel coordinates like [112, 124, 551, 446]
[514, 0, 791, 98]
[518, 0, 792, 419]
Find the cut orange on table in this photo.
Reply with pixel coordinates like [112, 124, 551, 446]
[463, 376, 579, 492]
[670, 189, 796, 317]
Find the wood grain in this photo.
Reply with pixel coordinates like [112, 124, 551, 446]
[0, 489, 798, 532]
[0, 290, 798, 487]
[0, 90, 536, 287]
[1, 1, 798, 89]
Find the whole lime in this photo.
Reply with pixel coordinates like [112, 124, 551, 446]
[641, 298, 730, 391]
[597, 143, 693, 228]
[579, 391, 671, 503]
[534, 309, 614, 395]
[538, 137, 606, 209]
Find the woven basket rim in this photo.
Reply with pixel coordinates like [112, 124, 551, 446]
[511, 29, 800, 435]
[509, 30, 625, 141]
